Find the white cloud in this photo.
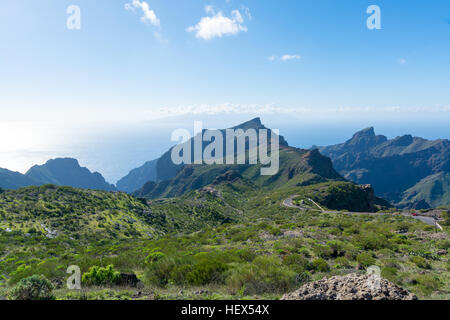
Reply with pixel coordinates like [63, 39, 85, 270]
[242, 6, 252, 20]
[268, 54, 301, 62]
[187, 6, 248, 40]
[144, 104, 450, 120]
[398, 58, 407, 65]
[125, 0, 160, 27]
[281, 54, 301, 61]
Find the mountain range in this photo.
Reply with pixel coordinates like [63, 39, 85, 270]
[315, 127, 449, 209]
[1, 120, 448, 209]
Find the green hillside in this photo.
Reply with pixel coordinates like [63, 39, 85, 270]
[0, 185, 239, 243]
[398, 173, 450, 209]
[134, 147, 343, 199]
[0, 183, 448, 300]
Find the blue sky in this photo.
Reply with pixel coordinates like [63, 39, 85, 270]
[0, 0, 449, 180]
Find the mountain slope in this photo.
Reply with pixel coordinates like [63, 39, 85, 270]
[316, 127, 449, 208]
[25, 158, 116, 191]
[134, 146, 344, 199]
[0, 185, 240, 242]
[116, 159, 157, 193]
[0, 168, 37, 190]
[398, 172, 450, 209]
[117, 117, 289, 191]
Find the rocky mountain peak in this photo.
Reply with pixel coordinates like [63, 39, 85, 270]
[346, 127, 387, 148]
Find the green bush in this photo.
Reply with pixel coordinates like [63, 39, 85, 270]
[356, 253, 376, 269]
[334, 257, 350, 268]
[227, 256, 297, 295]
[144, 257, 179, 287]
[327, 240, 347, 257]
[282, 253, 311, 273]
[356, 232, 390, 250]
[82, 265, 120, 286]
[410, 256, 431, 269]
[144, 252, 230, 287]
[381, 267, 398, 281]
[186, 259, 228, 285]
[145, 249, 166, 264]
[313, 245, 333, 259]
[8, 275, 54, 300]
[412, 274, 441, 296]
[311, 258, 330, 272]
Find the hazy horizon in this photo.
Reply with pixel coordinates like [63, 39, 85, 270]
[1, 115, 448, 184]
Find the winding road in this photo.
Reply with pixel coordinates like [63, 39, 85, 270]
[282, 195, 442, 229]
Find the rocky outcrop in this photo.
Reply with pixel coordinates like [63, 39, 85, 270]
[281, 273, 417, 300]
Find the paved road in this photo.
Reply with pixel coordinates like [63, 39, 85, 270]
[282, 195, 442, 229]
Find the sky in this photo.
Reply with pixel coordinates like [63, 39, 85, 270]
[0, 0, 449, 182]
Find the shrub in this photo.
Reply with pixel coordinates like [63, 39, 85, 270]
[327, 240, 347, 257]
[227, 256, 297, 295]
[170, 264, 193, 285]
[334, 257, 351, 268]
[311, 258, 330, 272]
[145, 249, 166, 264]
[441, 211, 450, 226]
[232, 248, 256, 262]
[356, 253, 376, 269]
[356, 232, 390, 250]
[8, 275, 54, 300]
[186, 259, 228, 285]
[412, 274, 441, 296]
[381, 267, 398, 282]
[313, 245, 333, 259]
[410, 256, 431, 269]
[282, 254, 311, 273]
[144, 252, 229, 287]
[82, 265, 120, 286]
[144, 257, 179, 287]
[383, 258, 399, 269]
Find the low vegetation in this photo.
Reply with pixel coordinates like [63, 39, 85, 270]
[0, 184, 448, 300]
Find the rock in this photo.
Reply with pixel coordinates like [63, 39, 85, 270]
[194, 290, 209, 295]
[118, 273, 140, 287]
[281, 273, 417, 300]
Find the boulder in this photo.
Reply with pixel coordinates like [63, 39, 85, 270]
[281, 273, 417, 300]
[118, 273, 140, 287]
